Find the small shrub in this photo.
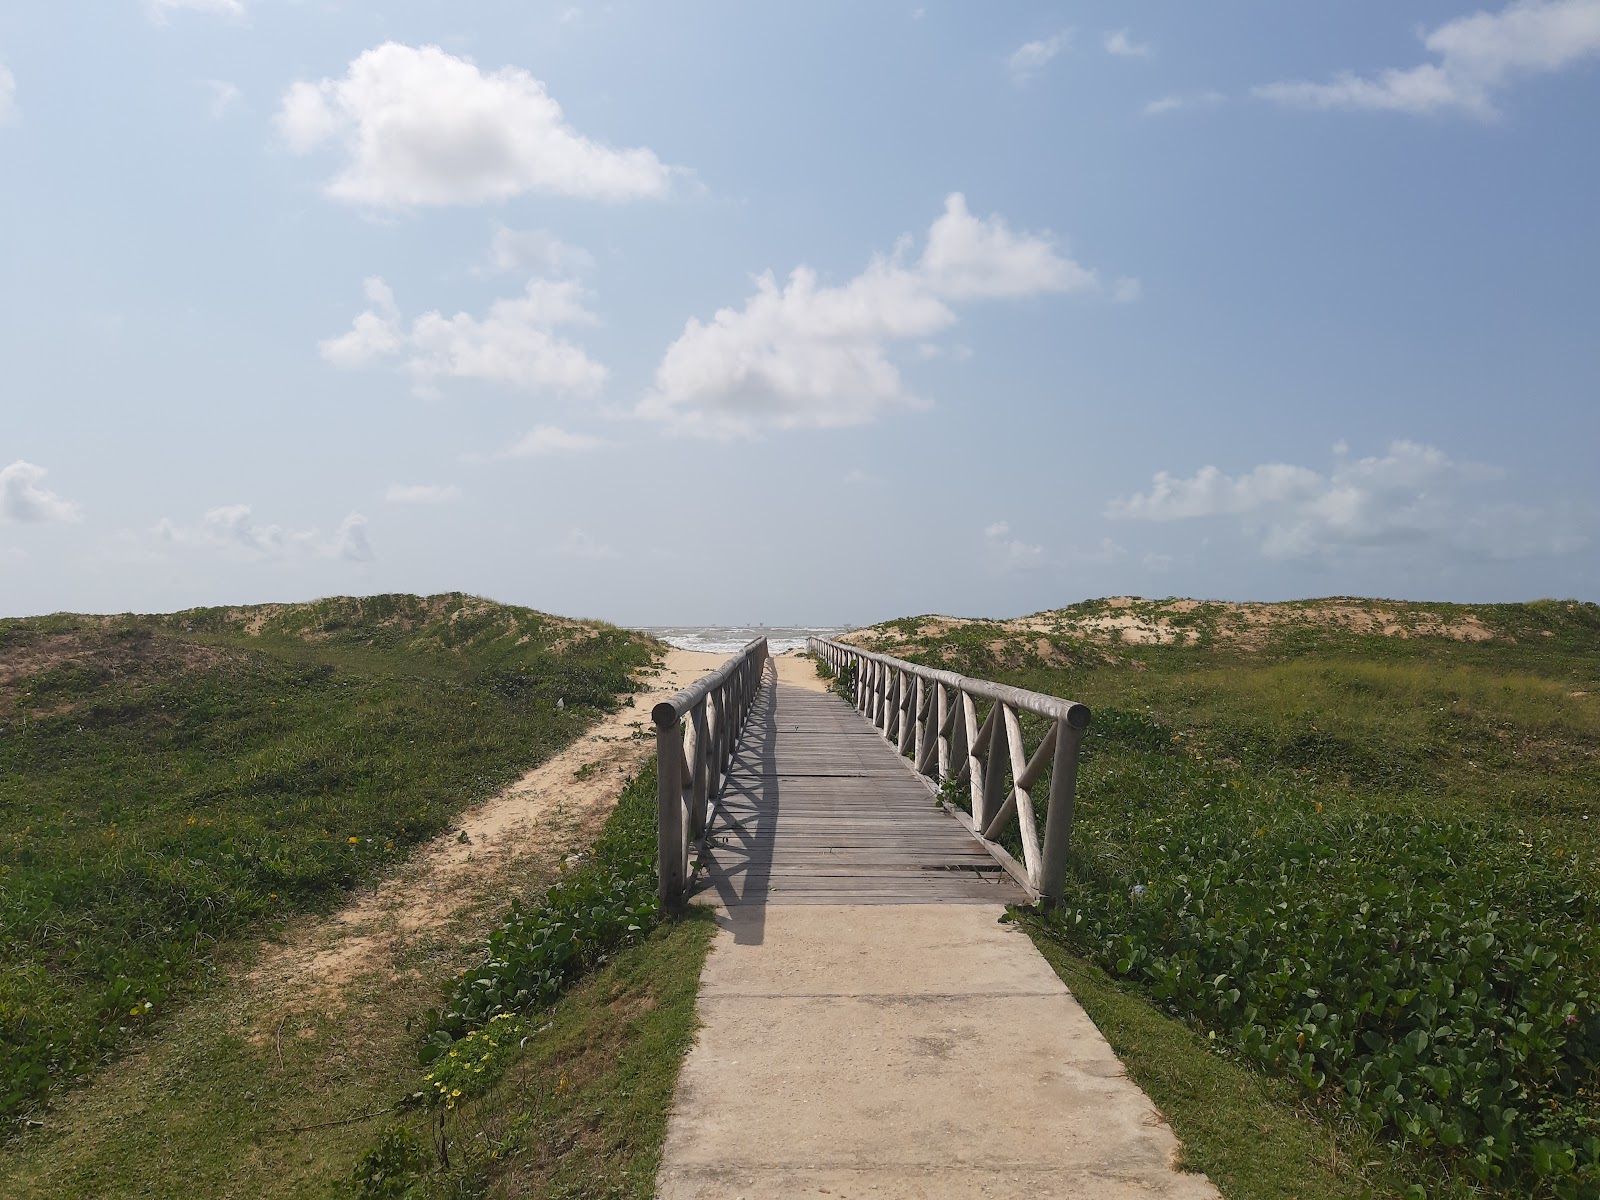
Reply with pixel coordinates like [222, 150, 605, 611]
[349, 1124, 431, 1199]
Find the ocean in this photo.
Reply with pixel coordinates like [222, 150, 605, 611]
[638, 625, 852, 655]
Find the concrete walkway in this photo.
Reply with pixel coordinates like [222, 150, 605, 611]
[656, 673, 1218, 1199]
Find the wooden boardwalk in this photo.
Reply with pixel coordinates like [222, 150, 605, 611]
[691, 673, 1024, 907]
[658, 659, 1219, 1199]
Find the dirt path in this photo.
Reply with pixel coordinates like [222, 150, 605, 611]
[246, 649, 732, 1012]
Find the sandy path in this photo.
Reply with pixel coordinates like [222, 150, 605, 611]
[772, 648, 829, 693]
[246, 649, 732, 1009]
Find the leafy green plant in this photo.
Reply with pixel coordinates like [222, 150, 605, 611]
[423, 764, 663, 1051]
[1041, 755, 1600, 1195]
[349, 1125, 431, 1199]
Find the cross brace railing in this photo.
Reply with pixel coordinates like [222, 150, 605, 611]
[807, 635, 1091, 902]
[652, 637, 769, 907]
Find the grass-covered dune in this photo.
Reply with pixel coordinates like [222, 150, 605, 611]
[845, 597, 1600, 1198]
[0, 593, 657, 1126]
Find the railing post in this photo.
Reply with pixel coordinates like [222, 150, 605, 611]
[654, 702, 686, 910]
[1038, 711, 1089, 903]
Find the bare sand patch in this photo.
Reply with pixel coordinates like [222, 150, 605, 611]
[245, 648, 732, 1011]
[773, 649, 828, 693]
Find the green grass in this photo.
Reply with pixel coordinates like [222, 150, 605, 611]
[852, 597, 1600, 1197]
[0, 593, 657, 1126]
[352, 912, 715, 1200]
[1022, 923, 1414, 1200]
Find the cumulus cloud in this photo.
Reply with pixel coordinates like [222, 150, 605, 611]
[276, 42, 672, 207]
[321, 275, 607, 397]
[1105, 29, 1152, 58]
[502, 425, 605, 458]
[1, 461, 82, 523]
[1254, 0, 1600, 118]
[1108, 440, 1589, 561]
[1009, 31, 1070, 82]
[637, 193, 1103, 438]
[484, 226, 594, 276]
[155, 505, 374, 562]
[385, 483, 460, 503]
[0, 65, 16, 125]
[1144, 90, 1226, 116]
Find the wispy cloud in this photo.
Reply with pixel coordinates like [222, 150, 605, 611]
[0, 64, 17, 126]
[1254, 0, 1600, 118]
[1008, 31, 1070, 83]
[1104, 29, 1151, 58]
[556, 529, 618, 560]
[155, 506, 374, 562]
[983, 520, 1047, 571]
[149, 0, 246, 21]
[501, 425, 606, 458]
[1108, 440, 1591, 561]
[1144, 90, 1226, 116]
[385, 483, 460, 503]
[204, 79, 241, 119]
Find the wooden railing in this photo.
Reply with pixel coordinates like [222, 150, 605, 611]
[808, 636, 1091, 902]
[652, 637, 769, 907]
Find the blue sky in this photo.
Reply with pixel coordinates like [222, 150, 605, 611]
[2, 1, 1597, 625]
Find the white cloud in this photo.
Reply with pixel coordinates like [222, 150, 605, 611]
[155, 505, 374, 562]
[484, 226, 594, 276]
[983, 520, 1047, 571]
[321, 276, 607, 397]
[557, 529, 618, 560]
[205, 79, 241, 119]
[501, 425, 605, 458]
[1112, 277, 1142, 303]
[1108, 440, 1589, 561]
[637, 193, 1103, 438]
[276, 42, 672, 207]
[1144, 90, 1226, 116]
[1254, 0, 1600, 118]
[334, 514, 375, 562]
[1105, 29, 1152, 58]
[1, 461, 82, 523]
[1008, 31, 1070, 82]
[149, 0, 245, 20]
[0, 65, 16, 126]
[385, 483, 460, 503]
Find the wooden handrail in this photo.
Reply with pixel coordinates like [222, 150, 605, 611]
[808, 635, 1091, 903]
[652, 636, 769, 908]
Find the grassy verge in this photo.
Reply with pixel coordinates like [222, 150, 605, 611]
[1022, 920, 1413, 1200]
[355, 912, 715, 1200]
[0, 593, 656, 1125]
[849, 597, 1600, 1197]
[345, 760, 702, 1198]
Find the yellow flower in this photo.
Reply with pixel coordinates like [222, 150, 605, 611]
[451, 1088, 462, 1098]
[349, 836, 360, 844]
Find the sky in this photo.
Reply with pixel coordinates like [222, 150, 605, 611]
[2, 1, 1598, 626]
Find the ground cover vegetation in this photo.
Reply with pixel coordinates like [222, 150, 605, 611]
[845, 598, 1600, 1198]
[347, 759, 701, 1198]
[0, 593, 656, 1127]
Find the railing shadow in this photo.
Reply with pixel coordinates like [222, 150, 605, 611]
[689, 660, 779, 945]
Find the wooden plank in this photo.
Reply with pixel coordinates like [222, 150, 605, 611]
[695, 677, 1027, 906]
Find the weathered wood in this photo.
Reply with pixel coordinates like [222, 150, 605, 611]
[807, 637, 1093, 903]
